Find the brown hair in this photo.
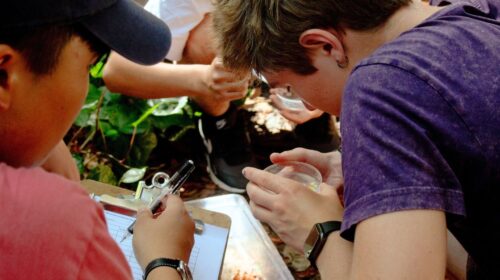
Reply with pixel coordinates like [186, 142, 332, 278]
[213, 0, 412, 75]
[0, 24, 108, 75]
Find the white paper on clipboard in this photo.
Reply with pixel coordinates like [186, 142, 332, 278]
[104, 210, 229, 280]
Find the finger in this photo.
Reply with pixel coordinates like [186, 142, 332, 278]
[160, 199, 195, 227]
[249, 200, 274, 224]
[135, 207, 154, 225]
[310, 109, 324, 119]
[242, 167, 289, 194]
[319, 183, 339, 197]
[247, 182, 277, 209]
[276, 109, 305, 124]
[219, 91, 248, 100]
[212, 67, 251, 84]
[269, 94, 286, 110]
[212, 56, 224, 67]
[212, 57, 251, 79]
[269, 87, 287, 95]
[160, 195, 185, 215]
[270, 147, 322, 164]
[210, 79, 249, 93]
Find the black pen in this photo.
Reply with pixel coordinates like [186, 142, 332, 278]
[120, 160, 195, 242]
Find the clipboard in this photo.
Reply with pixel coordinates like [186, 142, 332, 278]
[81, 180, 231, 280]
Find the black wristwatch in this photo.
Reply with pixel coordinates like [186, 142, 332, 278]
[303, 221, 342, 268]
[143, 258, 193, 280]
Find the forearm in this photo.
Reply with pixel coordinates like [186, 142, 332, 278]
[316, 232, 353, 279]
[316, 211, 447, 280]
[103, 53, 207, 99]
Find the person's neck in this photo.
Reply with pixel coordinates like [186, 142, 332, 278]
[343, 1, 442, 68]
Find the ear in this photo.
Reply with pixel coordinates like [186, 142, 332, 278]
[299, 29, 346, 63]
[0, 45, 16, 111]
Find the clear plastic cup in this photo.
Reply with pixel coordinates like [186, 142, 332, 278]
[274, 87, 306, 111]
[264, 161, 322, 192]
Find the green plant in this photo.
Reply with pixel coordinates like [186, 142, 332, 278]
[68, 66, 198, 187]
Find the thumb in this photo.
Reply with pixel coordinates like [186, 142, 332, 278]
[135, 207, 153, 221]
[163, 194, 184, 210]
[319, 183, 338, 197]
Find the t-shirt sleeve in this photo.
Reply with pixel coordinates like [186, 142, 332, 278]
[339, 64, 466, 240]
[0, 165, 134, 279]
[76, 205, 133, 280]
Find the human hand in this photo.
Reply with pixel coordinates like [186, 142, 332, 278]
[243, 167, 344, 252]
[269, 89, 324, 124]
[201, 57, 250, 102]
[133, 195, 195, 269]
[41, 140, 80, 181]
[270, 148, 343, 187]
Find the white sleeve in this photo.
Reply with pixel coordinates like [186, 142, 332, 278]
[144, 0, 213, 61]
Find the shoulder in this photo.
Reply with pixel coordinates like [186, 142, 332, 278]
[347, 3, 500, 122]
[0, 164, 129, 278]
[356, 1, 500, 75]
[0, 163, 96, 217]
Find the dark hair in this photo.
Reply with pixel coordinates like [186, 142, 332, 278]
[0, 24, 109, 75]
[213, 0, 412, 75]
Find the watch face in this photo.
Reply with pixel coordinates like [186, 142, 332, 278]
[179, 260, 193, 280]
[303, 226, 320, 257]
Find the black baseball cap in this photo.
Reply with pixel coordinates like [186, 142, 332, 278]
[0, 0, 171, 65]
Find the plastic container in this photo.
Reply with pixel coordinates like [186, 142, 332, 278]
[187, 194, 294, 280]
[275, 87, 306, 111]
[264, 161, 322, 192]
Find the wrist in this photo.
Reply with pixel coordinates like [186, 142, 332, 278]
[142, 251, 190, 268]
[316, 230, 354, 278]
[304, 221, 342, 268]
[143, 258, 192, 280]
[315, 231, 338, 273]
[193, 64, 212, 98]
[146, 266, 182, 280]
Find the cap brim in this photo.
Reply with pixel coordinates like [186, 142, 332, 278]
[81, 0, 171, 65]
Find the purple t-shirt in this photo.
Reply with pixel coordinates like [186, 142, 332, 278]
[340, 0, 500, 273]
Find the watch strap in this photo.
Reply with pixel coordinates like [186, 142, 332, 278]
[308, 221, 342, 267]
[320, 220, 342, 234]
[143, 258, 181, 280]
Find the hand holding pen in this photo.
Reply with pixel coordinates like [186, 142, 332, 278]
[132, 193, 196, 267]
[120, 160, 195, 242]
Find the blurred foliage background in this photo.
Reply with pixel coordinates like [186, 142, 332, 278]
[66, 60, 204, 189]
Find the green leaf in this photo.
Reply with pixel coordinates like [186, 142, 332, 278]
[72, 153, 85, 174]
[74, 83, 103, 128]
[169, 124, 196, 142]
[152, 114, 193, 130]
[102, 134, 131, 159]
[148, 97, 188, 116]
[119, 167, 147, 184]
[86, 83, 103, 105]
[89, 53, 109, 78]
[103, 91, 122, 104]
[98, 121, 120, 140]
[129, 132, 157, 166]
[88, 164, 118, 186]
[74, 108, 92, 127]
[132, 102, 163, 128]
[100, 100, 151, 135]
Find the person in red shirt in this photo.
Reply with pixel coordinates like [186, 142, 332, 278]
[0, 1, 194, 279]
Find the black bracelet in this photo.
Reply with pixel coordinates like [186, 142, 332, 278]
[143, 258, 180, 280]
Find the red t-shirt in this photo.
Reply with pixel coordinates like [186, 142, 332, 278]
[0, 163, 133, 279]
